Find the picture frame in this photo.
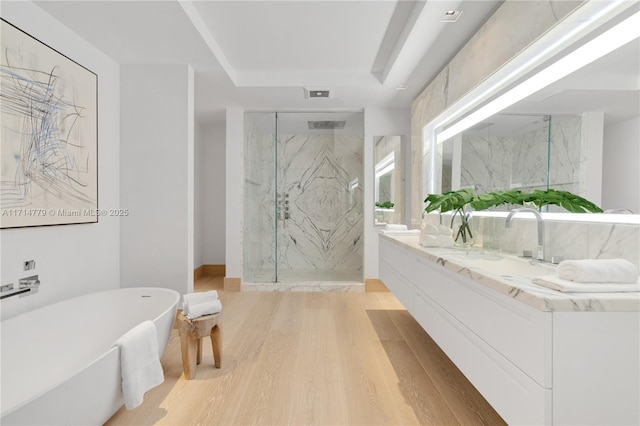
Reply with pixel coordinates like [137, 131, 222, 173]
[1, 18, 98, 229]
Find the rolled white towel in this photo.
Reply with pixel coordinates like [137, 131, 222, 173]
[385, 224, 408, 231]
[557, 259, 639, 283]
[182, 290, 219, 311]
[184, 299, 223, 319]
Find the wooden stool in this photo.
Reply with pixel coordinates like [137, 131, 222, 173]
[177, 311, 222, 379]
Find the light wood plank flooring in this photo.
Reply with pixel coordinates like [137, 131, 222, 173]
[106, 276, 505, 425]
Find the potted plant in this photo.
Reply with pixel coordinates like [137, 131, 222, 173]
[424, 188, 602, 247]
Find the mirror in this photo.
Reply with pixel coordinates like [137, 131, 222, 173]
[374, 135, 404, 225]
[435, 7, 640, 214]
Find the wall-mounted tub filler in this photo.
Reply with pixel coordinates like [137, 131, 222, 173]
[0, 275, 40, 300]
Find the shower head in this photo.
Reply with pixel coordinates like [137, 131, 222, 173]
[307, 121, 346, 130]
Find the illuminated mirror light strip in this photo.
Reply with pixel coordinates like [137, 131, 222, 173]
[436, 9, 640, 144]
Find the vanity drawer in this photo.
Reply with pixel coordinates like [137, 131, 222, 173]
[413, 289, 552, 426]
[414, 257, 552, 388]
[379, 259, 415, 312]
[379, 238, 415, 283]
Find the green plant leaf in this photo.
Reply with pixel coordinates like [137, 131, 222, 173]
[424, 188, 473, 213]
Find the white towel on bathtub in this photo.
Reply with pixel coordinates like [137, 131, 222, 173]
[184, 299, 223, 319]
[114, 320, 164, 410]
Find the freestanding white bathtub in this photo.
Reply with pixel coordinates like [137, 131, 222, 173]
[0, 287, 180, 425]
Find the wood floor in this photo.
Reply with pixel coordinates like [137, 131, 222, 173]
[106, 276, 505, 425]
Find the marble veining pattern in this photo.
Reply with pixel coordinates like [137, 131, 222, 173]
[243, 121, 363, 283]
[410, 1, 584, 224]
[381, 233, 640, 312]
[277, 133, 363, 276]
[458, 115, 582, 195]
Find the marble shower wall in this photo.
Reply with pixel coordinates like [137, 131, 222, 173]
[277, 133, 363, 276]
[243, 116, 364, 282]
[411, 1, 584, 225]
[243, 116, 276, 280]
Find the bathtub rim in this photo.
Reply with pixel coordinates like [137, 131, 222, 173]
[0, 286, 180, 420]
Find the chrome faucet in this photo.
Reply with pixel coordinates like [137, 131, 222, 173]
[505, 207, 545, 262]
[19, 275, 40, 289]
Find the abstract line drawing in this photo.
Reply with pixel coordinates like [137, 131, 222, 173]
[1, 19, 98, 228]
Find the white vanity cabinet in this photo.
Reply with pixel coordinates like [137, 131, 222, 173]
[379, 236, 640, 425]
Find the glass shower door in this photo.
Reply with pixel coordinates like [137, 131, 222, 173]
[243, 111, 364, 283]
[274, 112, 363, 282]
[243, 112, 277, 282]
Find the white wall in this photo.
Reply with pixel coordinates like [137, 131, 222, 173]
[602, 117, 640, 213]
[225, 108, 244, 278]
[202, 123, 226, 265]
[364, 107, 411, 279]
[120, 64, 194, 295]
[194, 123, 204, 268]
[0, 1, 121, 320]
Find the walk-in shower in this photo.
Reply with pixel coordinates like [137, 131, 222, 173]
[243, 111, 364, 284]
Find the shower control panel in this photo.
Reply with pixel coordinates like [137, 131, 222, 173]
[278, 193, 290, 220]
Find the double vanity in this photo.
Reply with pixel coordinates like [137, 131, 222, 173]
[379, 233, 639, 425]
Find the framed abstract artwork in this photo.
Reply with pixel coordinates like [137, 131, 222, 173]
[1, 18, 98, 229]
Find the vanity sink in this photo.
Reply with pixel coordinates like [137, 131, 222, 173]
[455, 254, 557, 278]
[444, 251, 504, 261]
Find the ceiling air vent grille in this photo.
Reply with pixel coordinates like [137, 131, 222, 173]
[303, 87, 333, 99]
[308, 121, 346, 130]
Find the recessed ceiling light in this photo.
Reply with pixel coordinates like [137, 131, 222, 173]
[441, 10, 462, 23]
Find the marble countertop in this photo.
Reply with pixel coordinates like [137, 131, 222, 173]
[380, 233, 640, 312]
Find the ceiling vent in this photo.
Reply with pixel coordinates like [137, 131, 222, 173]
[308, 121, 346, 130]
[303, 87, 333, 99]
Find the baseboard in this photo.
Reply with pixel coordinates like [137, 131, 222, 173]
[204, 264, 226, 277]
[365, 278, 390, 292]
[194, 264, 226, 279]
[224, 277, 241, 292]
[194, 265, 205, 280]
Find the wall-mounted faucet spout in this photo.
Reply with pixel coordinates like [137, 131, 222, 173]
[505, 207, 545, 261]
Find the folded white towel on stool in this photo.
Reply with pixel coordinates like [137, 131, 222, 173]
[557, 259, 639, 283]
[532, 275, 640, 293]
[184, 299, 223, 319]
[182, 290, 218, 308]
[113, 321, 164, 410]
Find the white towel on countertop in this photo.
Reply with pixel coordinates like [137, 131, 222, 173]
[380, 229, 420, 235]
[184, 299, 223, 319]
[420, 234, 454, 248]
[532, 275, 640, 293]
[557, 259, 639, 283]
[423, 224, 453, 236]
[113, 320, 164, 410]
[182, 290, 218, 310]
[384, 224, 408, 231]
